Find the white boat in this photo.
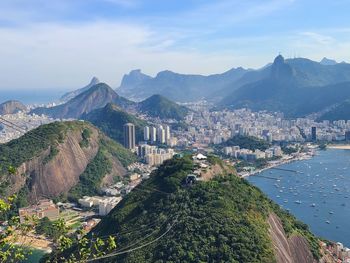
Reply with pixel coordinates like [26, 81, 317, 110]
[295, 200, 302, 204]
[310, 203, 316, 207]
[326, 220, 330, 224]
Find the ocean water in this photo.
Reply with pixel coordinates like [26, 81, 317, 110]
[1, 89, 70, 105]
[247, 149, 350, 247]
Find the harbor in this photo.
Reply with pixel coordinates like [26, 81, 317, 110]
[247, 149, 350, 247]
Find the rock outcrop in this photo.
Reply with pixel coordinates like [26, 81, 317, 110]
[268, 213, 316, 263]
[0, 100, 27, 115]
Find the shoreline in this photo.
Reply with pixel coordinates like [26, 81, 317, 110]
[327, 144, 350, 150]
[239, 153, 315, 178]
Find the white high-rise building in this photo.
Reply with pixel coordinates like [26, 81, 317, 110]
[157, 125, 165, 144]
[144, 126, 150, 141]
[150, 127, 157, 142]
[165, 125, 170, 143]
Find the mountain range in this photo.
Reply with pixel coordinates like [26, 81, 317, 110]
[116, 56, 350, 119]
[220, 55, 350, 117]
[31, 83, 133, 119]
[117, 67, 249, 102]
[31, 81, 189, 123]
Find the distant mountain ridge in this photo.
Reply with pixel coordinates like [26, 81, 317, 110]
[60, 77, 100, 102]
[32, 83, 133, 119]
[117, 56, 350, 111]
[137, 94, 189, 120]
[117, 67, 250, 102]
[220, 55, 350, 117]
[0, 100, 27, 115]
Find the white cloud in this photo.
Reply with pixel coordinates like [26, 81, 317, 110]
[0, 21, 253, 90]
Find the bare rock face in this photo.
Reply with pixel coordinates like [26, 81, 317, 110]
[0, 100, 27, 115]
[268, 213, 316, 263]
[29, 128, 100, 201]
[7, 125, 126, 202]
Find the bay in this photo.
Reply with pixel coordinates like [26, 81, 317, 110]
[247, 149, 350, 247]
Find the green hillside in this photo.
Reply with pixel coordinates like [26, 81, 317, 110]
[0, 121, 136, 214]
[83, 103, 148, 144]
[138, 94, 189, 120]
[317, 100, 350, 121]
[87, 155, 320, 262]
[220, 135, 271, 151]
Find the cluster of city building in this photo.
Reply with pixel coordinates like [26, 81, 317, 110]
[0, 112, 55, 143]
[324, 241, 350, 263]
[172, 107, 350, 149]
[123, 123, 176, 166]
[223, 145, 283, 161]
[78, 196, 122, 216]
[18, 199, 60, 224]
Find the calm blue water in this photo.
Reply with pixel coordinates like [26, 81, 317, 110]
[248, 149, 350, 247]
[1, 89, 69, 104]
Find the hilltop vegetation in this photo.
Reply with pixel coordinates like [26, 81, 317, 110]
[83, 103, 148, 144]
[220, 135, 271, 151]
[137, 94, 189, 120]
[84, 155, 320, 263]
[0, 121, 135, 212]
[317, 100, 350, 121]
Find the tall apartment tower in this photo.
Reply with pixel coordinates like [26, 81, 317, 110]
[123, 123, 135, 149]
[165, 125, 171, 143]
[157, 125, 165, 144]
[144, 126, 150, 141]
[311, 126, 317, 141]
[150, 127, 157, 142]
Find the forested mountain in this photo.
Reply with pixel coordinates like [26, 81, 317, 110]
[137, 94, 189, 120]
[83, 103, 148, 145]
[0, 121, 135, 211]
[32, 83, 133, 119]
[0, 100, 27, 115]
[317, 100, 350, 121]
[220, 55, 350, 117]
[117, 56, 350, 108]
[79, 155, 322, 263]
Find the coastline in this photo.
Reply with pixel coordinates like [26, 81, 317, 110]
[327, 144, 350, 150]
[239, 152, 315, 178]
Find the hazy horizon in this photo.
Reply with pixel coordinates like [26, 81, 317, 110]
[1, 0, 350, 90]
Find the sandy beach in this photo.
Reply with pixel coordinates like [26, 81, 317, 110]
[328, 145, 350, 150]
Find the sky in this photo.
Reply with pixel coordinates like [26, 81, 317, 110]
[1, 0, 350, 91]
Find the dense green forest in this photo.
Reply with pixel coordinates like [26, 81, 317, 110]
[78, 155, 320, 263]
[83, 103, 147, 144]
[138, 94, 189, 120]
[220, 135, 271, 151]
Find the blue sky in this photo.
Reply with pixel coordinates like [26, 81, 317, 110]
[0, 0, 350, 90]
